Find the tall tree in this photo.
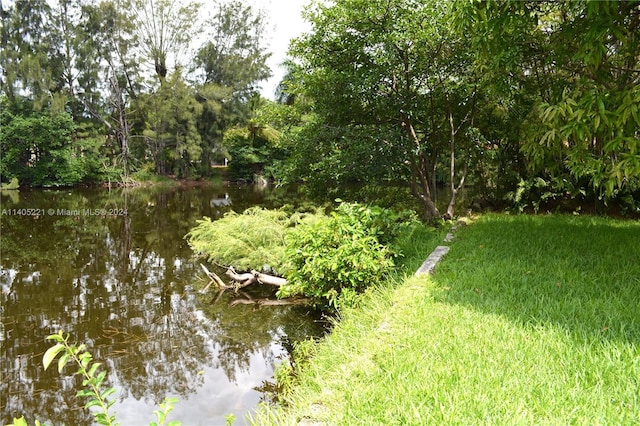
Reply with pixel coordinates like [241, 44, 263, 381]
[0, 0, 54, 110]
[0, 0, 273, 184]
[193, 0, 272, 174]
[48, 0, 83, 100]
[138, 70, 203, 176]
[290, 0, 482, 220]
[129, 0, 202, 80]
[457, 0, 640, 201]
[77, 0, 143, 177]
[195, 0, 271, 97]
[1, 0, 119, 184]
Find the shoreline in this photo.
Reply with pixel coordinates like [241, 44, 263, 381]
[253, 214, 640, 425]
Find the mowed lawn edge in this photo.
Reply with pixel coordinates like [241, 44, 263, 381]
[252, 214, 640, 425]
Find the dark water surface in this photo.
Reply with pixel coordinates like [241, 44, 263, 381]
[0, 184, 324, 425]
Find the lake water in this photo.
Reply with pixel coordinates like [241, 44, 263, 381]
[0, 184, 324, 425]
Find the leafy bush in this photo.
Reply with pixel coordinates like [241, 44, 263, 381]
[0, 108, 109, 186]
[278, 203, 397, 310]
[187, 203, 414, 311]
[504, 176, 589, 214]
[0, 110, 74, 185]
[223, 124, 286, 182]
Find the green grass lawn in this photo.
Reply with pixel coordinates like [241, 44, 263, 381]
[254, 214, 640, 425]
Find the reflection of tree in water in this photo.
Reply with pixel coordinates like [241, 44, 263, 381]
[100, 290, 215, 401]
[1, 194, 111, 424]
[1, 268, 98, 425]
[0, 188, 209, 423]
[197, 285, 325, 383]
[1, 186, 324, 425]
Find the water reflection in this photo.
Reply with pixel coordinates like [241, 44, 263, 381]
[1, 185, 323, 425]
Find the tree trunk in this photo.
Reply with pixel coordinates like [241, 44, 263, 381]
[404, 116, 441, 221]
[200, 264, 287, 290]
[109, 75, 130, 177]
[199, 264, 300, 307]
[443, 89, 474, 220]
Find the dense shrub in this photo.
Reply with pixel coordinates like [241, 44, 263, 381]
[187, 203, 411, 311]
[0, 109, 108, 186]
[278, 203, 398, 310]
[223, 124, 286, 182]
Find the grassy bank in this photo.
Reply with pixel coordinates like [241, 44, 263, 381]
[254, 214, 640, 424]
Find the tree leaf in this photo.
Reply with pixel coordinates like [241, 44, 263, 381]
[43, 343, 66, 371]
[100, 387, 117, 400]
[87, 362, 102, 378]
[84, 398, 102, 409]
[77, 389, 93, 398]
[57, 352, 70, 373]
[46, 331, 66, 343]
[11, 417, 28, 426]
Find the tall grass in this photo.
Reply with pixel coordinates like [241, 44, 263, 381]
[255, 214, 640, 424]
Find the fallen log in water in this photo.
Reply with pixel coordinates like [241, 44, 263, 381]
[224, 267, 287, 287]
[199, 263, 298, 306]
[224, 267, 257, 286]
[251, 270, 287, 286]
[200, 264, 227, 292]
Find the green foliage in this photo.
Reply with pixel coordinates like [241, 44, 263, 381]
[278, 203, 396, 310]
[195, 1, 271, 95]
[138, 70, 204, 177]
[186, 203, 412, 311]
[193, 1, 273, 177]
[222, 123, 285, 182]
[43, 331, 119, 426]
[504, 177, 585, 214]
[250, 98, 314, 184]
[0, 0, 273, 186]
[130, 163, 162, 182]
[128, 0, 201, 81]
[6, 417, 41, 426]
[288, 0, 491, 219]
[536, 85, 640, 197]
[150, 398, 181, 426]
[282, 120, 410, 201]
[35, 331, 181, 426]
[186, 207, 306, 273]
[0, 108, 86, 186]
[0, 0, 55, 109]
[224, 413, 236, 426]
[457, 0, 640, 207]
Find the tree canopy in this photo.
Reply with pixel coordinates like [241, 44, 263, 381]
[0, 0, 272, 184]
[274, 0, 639, 218]
[1, 0, 638, 216]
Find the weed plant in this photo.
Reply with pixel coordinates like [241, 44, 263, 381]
[9, 331, 180, 426]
